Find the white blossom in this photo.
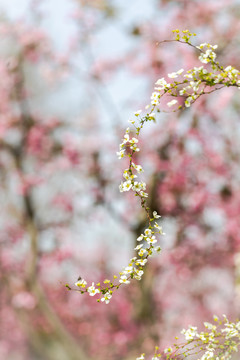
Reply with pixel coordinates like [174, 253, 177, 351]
[75, 279, 87, 288]
[137, 234, 144, 242]
[144, 228, 152, 236]
[101, 292, 112, 304]
[134, 244, 143, 250]
[167, 99, 178, 107]
[134, 110, 142, 116]
[168, 68, 184, 78]
[116, 149, 125, 159]
[87, 283, 100, 297]
[119, 275, 130, 284]
[153, 211, 161, 219]
[135, 258, 148, 266]
[138, 248, 147, 257]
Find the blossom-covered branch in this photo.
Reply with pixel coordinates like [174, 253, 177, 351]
[138, 315, 240, 360]
[68, 29, 240, 306]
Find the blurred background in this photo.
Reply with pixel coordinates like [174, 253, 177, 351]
[1, 0, 240, 359]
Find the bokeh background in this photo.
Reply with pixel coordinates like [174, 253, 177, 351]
[1, 0, 240, 359]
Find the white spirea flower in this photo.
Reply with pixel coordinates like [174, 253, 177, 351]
[132, 182, 144, 191]
[181, 326, 198, 340]
[134, 110, 142, 116]
[132, 163, 143, 173]
[167, 99, 178, 107]
[196, 42, 208, 49]
[199, 49, 216, 64]
[155, 246, 161, 253]
[168, 72, 178, 78]
[168, 68, 184, 78]
[151, 92, 160, 105]
[154, 222, 164, 234]
[134, 275, 142, 281]
[151, 91, 159, 99]
[146, 236, 157, 245]
[134, 244, 143, 250]
[123, 266, 134, 274]
[135, 269, 144, 277]
[148, 112, 156, 120]
[138, 248, 147, 257]
[101, 292, 112, 304]
[204, 322, 216, 330]
[123, 134, 129, 143]
[134, 146, 140, 152]
[190, 80, 201, 91]
[184, 73, 193, 79]
[116, 150, 125, 159]
[155, 77, 167, 87]
[123, 170, 136, 180]
[153, 211, 161, 219]
[145, 228, 152, 236]
[137, 234, 144, 242]
[140, 190, 148, 197]
[119, 275, 130, 284]
[136, 258, 148, 266]
[128, 119, 135, 124]
[164, 347, 173, 354]
[119, 182, 125, 192]
[119, 180, 132, 192]
[130, 256, 137, 262]
[201, 350, 214, 360]
[75, 279, 87, 288]
[196, 43, 217, 50]
[129, 137, 138, 145]
[185, 95, 196, 107]
[87, 282, 100, 296]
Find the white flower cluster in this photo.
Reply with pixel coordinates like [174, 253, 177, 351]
[74, 279, 113, 304]
[117, 133, 140, 159]
[214, 65, 240, 87]
[181, 325, 198, 340]
[118, 163, 147, 196]
[180, 316, 240, 360]
[168, 68, 184, 78]
[224, 66, 240, 82]
[197, 43, 218, 64]
[118, 216, 163, 285]
[73, 209, 163, 303]
[147, 38, 240, 113]
[74, 278, 87, 288]
[137, 315, 240, 360]
[221, 317, 240, 340]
